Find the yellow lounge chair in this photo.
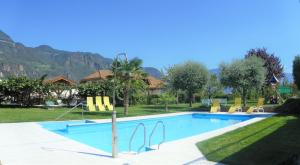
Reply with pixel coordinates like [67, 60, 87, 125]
[103, 96, 113, 111]
[228, 98, 242, 113]
[247, 98, 265, 113]
[210, 100, 221, 113]
[95, 96, 106, 111]
[86, 97, 96, 112]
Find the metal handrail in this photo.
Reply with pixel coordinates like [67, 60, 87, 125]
[55, 102, 84, 120]
[128, 123, 146, 153]
[149, 121, 165, 149]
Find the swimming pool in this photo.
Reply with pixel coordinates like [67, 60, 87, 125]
[40, 113, 270, 153]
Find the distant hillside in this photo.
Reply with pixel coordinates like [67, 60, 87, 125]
[143, 67, 162, 79]
[0, 30, 161, 80]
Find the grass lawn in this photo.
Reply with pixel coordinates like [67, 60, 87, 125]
[197, 115, 300, 165]
[0, 103, 206, 123]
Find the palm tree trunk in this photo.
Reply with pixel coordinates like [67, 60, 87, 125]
[124, 87, 129, 116]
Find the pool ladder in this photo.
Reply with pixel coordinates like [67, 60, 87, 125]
[129, 123, 146, 153]
[149, 121, 165, 150]
[128, 121, 165, 153]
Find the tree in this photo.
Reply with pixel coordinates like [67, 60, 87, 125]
[167, 61, 208, 107]
[203, 74, 223, 99]
[158, 92, 176, 111]
[128, 80, 147, 105]
[77, 80, 113, 98]
[2, 76, 48, 106]
[163, 68, 178, 104]
[0, 80, 7, 104]
[245, 48, 283, 84]
[220, 56, 266, 107]
[293, 55, 300, 91]
[112, 58, 147, 116]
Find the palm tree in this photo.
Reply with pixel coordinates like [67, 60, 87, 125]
[112, 57, 147, 116]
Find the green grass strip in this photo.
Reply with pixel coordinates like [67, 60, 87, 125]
[197, 115, 300, 165]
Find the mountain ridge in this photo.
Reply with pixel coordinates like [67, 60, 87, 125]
[0, 30, 162, 81]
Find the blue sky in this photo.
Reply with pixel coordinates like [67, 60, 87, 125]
[0, 0, 300, 73]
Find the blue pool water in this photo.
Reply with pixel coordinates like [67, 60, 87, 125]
[40, 113, 269, 153]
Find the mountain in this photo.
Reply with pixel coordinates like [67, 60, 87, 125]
[143, 67, 162, 79]
[0, 30, 161, 80]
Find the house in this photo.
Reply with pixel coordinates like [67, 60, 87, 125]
[80, 70, 164, 95]
[80, 70, 113, 83]
[144, 76, 164, 95]
[44, 75, 76, 86]
[43, 75, 77, 99]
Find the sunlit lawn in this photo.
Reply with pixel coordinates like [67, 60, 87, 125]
[0, 99, 277, 123]
[197, 115, 300, 165]
[0, 103, 205, 123]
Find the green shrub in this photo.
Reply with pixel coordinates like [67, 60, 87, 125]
[77, 80, 113, 98]
[158, 93, 176, 111]
[0, 76, 49, 106]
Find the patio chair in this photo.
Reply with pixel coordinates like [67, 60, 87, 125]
[228, 98, 242, 113]
[95, 96, 106, 111]
[103, 96, 113, 111]
[210, 99, 221, 113]
[247, 97, 265, 113]
[86, 97, 96, 112]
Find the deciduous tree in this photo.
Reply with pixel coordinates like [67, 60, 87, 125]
[158, 92, 176, 111]
[203, 74, 223, 99]
[77, 80, 113, 98]
[1, 76, 48, 106]
[167, 61, 208, 107]
[220, 56, 266, 106]
[245, 48, 283, 84]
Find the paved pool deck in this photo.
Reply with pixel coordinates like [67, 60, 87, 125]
[0, 112, 275, 165]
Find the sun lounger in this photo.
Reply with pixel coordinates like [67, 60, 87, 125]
[210, 99, 221, 113]
[86, 97, 96, 112]
[95, 96, 106, 111]
[228, 98, 242, 113]
[103, 96, 113, 111]
[247, 98, 265, 113]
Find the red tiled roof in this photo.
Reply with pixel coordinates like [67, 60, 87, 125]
[80, 70, 113, 83]
[81, 70, 164, 89]
[44, 75, 76, 85]
[145, 76, 164, 89]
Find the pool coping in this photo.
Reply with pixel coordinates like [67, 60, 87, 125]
[0, 112, 275, 165]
